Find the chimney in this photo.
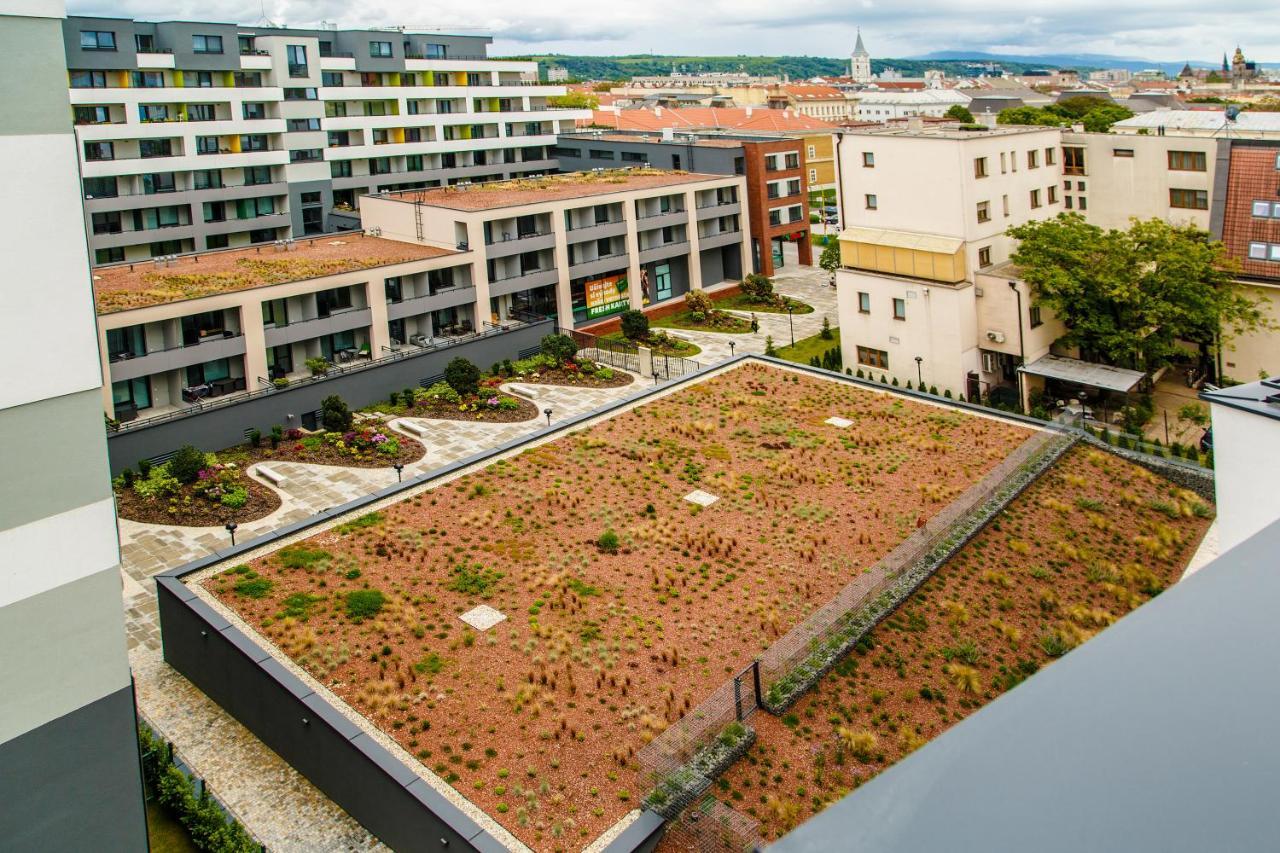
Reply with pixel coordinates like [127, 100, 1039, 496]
[907, 115, 924, 132]
[746, 106, 753, 117]
[654, 106, 662, 117]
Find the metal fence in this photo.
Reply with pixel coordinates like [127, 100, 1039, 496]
[650, 348, 701, 380]
[659, 797, 761, 853]
[638, 425, 1072, 786]
[560, 326, 642, 374]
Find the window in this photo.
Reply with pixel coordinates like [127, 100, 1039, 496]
[1000, 152, 1007, 173]
[188, 103, 216, 121]
[865, 194, 878, 210]
[807, 145, 816, 158]
[369, 157, 391, 175]
[1076, 181, 1086, 191]
[1029, 305, 1043, 328]
[976, 201, 991, 223]
[892, 298, 906, 320]
[620, 151, 646, 163]
[239, 134, 268, 152]
[1048, 185, 1058, 204]
[322, 71, 344, 87]
[287, 118, 321, 132]
[135, 33, 155, 52]
[206, 234, 229, 250]
[234, 72, 262, 88]
[131, 72, 164, 88]
[857, 346, 888, 370]
[331, 160, 352, 178]
[974, 156, 988, 178]
[192, 169, 221, 190]
[978, 246, 991, 268]
[1002, 194, 1010, 217]
[84, 141, 113, 162]
[1045, 147, 1056, 166]
[283, 87, 317, 101]
[301, 191, 322, 205]
[289, 149, 322, 163]
[588, 149, 615, 160]
[1251, 201, 1280, 218]
[286, 45, 307, 77]
[1064, 195, 1074, 210]
[83, 176, 117, 198]
[96, 247, 125, 264]
[192, 34, 223, 54]
[237, 197, 275, 218]
[858, 292, 871, 314]
[244, 165, 272, 185]
[79, 30, 116, 51]
[1168, 150, 1206, 171]
[671, 154, 681, 170]
[142, 172, 175, 194]
[1113, 148, 1134, 158]
[862, 151, 875, 167]
[1028, 149, 1039, 169]
[73, 105, 110, 124]
[138, 104, 169, 122]
[1030, 189, 1042, 209]
[189, 72, 214, 89]
[784, 152, 800, 169]
[196, 136, 219, 155]
[1078, 196, 1087, 211]
[1062, 146, 1085, 175]
[92, 211, 122, 234]
[112, 378, 151, 413]
[70, 70, 108, 89]
[370, 41, 393, 57]
[1248, 242, 1268, 260]
[809, 168, 818, 182]
[1169, 188, 1208, 210]
[203, 201, 226, 222]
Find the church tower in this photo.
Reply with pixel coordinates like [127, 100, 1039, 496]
[850, 29, 872, 82]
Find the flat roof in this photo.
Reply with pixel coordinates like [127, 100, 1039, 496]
[378, 169, 728, 211]
[559, 132, 746, 148]
[840, 226, 964, 254]
[1018, 353, 1145, 393]
[1113, 110, 1280, 132]
[841, 124, 1054, 140]
[1201, 377, 1280, 422]
[93, 235, 456, 315]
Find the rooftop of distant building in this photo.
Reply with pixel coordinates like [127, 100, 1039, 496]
[583, 106, 838, 133]
[841, 123, 1056, 140]
[93, 234, 456, 314]
[1112, 109, 1280, 132]
[379, 169, 727, 211]
[559, 130, 778, 148]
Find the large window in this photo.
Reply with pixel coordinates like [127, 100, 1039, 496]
[140, 139, 173, 158]
[131, 72, 164, 89]
[74, 105, 110, 124]
[283, 87, 317, 101]
[239, 134, 269, 152]
[84, 141, 113, 162]
[107, 325, 147, 361]
[70, 71, 108, 89]
[1062, 146, 1085, 176]
[331, 160, 352, 178]
[974, 157, 988, 178]
[83, 176, 117, 198]
[79, 30, 116, 51]
[369, 41, 393, 57]
[181, 311, 226, 345]
[857, 346, 888, 370]
[142, 172, 176, 194]
[244, 165, 272, 185]
[1251, 200, 1280, 219]
[192, 34, 223, 54]
[1168, 150, 1206, 171]
[236, 197, 275, 219]
[1169, 188, 1208, 210]
[316, 287, 353, 317]
[112, 379, 150, 414]
[286, 45, 308, 77]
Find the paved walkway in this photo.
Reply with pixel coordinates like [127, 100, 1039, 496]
[120, 377, 643, 851]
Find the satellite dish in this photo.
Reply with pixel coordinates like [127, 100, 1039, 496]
[1226, 105, 1241, 121]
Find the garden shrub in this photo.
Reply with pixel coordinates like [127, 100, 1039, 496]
[305, 356, 329, 376]
[168, 445, 207, 485]
[820, 316, 833, 340]
[684, 288, 713, 314]
[421, 381, 461, 404]
[320, 395, 353, 432]
[234, 575, 273, 598]
[740, 273, 774, 303]
[447, 562, 504, 596]
[539, 333, 578, 366]
[445, 357, 482, 396]
[134, 465, 181, 499]
[345, 589, 386, 621]
[137, 458, 152, 479]
[620, 310, 650, 341]
[219, 487, 249, 509]
[764, 336, 778, 356]
[597, 529, 620, 553]
[247, 428, 262, 448]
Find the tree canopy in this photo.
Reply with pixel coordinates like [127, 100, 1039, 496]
[944, 104, 975, 124]
[547, 91, 599, 109]
[997, 97, 1134, 133]
[1007, 214, 1267, 370]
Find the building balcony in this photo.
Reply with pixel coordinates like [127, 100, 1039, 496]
[565, 219, 628, 243]
[386, 284, 477, 321]
[697, 229, 743, 251]
[695, 200, 741, 220]
[92, 222, 197, 249]
[568, 253, 629, 280]
[635, 208, 689, 232]
[80, 148, 289, 179]
[639, 240, 690, 265]
[202, 212, 291, 235]
[82, 181, 288, 210]
[262, 307, 372, 348]
[107, 332, 246, 383]
[484, 230, 556, 259]
[487, 267, 559, 297]
[135, 52, 176, 69]
[76, 117, 287, 141]
[69, 86, 283, 106]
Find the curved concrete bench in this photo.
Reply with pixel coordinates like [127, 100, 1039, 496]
[256, 465, 287, 487]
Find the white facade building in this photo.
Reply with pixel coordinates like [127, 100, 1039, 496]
[854, 89, 971, 121]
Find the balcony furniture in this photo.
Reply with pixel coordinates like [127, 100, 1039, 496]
[182, 384, 211, 403]
[114, 402, 138, 422]
[210, 377, 243, 396]
[409, 333, 430, 347]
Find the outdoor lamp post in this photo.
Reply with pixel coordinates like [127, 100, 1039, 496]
[224, 521, 237, 547]
[915, 356, 923, 387]
[786, 303, 795, 347]
[544, 406, 553, 427]
[393, 462, 404, 483]
[729, 340, 736, 358]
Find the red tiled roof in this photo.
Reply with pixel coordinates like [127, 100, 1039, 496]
[781, 84, 846, 100]
[582, 107, 837, 133]
[866, 81, 928, 91]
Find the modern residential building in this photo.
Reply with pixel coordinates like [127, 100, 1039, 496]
[0, 0, 146, 847]
[63, 15, 589, 264]
[554, 129, 812, 275]
[834, 123, 1067, 401]
[357, 169, 750, 329]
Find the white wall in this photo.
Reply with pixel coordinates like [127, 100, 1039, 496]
[1208, 402, 1280, 553]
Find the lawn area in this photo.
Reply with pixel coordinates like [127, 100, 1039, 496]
[712, 292, 814, 315]
[146, 802, 198, 853]
[652, 309, 752, 334]
[711, 445, 1213, 840]
[202, 362, 1033, 850]
[774, 328, 841, 367]
[600, 330, 702, 358]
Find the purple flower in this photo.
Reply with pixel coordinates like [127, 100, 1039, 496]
[371, 433, 387, 444]
[486, 396, 500, 407]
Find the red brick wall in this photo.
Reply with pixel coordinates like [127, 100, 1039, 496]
[741, 139, 812, 277]
[1221, 144, 1280, 281]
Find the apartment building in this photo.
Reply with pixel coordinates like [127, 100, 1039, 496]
[359, 169, 750, 329]
[64, 15, 589, 264]
[0, 1, 145, 847]
[834, 124, 1066, 400]
[853, 90, 970, 121]
[554, 129, 811, 275]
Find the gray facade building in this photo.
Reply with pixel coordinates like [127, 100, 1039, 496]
[64, 15, 589, 264]
[0, 1, 147, 848]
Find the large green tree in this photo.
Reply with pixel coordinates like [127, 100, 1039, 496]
[1007, 214, 1267, 370]
[944, 103, 975, 124]
[997, 99, 1133, 133]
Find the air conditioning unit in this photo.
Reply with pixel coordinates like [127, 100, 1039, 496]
[985, 330, 1006, 344]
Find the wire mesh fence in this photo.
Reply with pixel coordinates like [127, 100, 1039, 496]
[659, 797, 762, 853]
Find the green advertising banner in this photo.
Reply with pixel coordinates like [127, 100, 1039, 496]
[585, 272, 630, 318]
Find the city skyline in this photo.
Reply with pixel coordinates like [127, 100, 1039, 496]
[64, 0, 1280, 65]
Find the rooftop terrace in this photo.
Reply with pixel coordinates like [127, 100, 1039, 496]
[380, 169, 726, 211]
[93, 234, 456, 315]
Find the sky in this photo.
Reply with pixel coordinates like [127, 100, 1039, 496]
[65, 0, 1279, 63]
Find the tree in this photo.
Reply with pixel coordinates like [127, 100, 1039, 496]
[740, 273, 775, 303]
[1008, 214, 1268, 371]
[684, 289, 713, 314]
[819, 241, 842, 277]
[547, 92, 599, 109]
[168, 445, 207, 485]
[540, 333, 578, 366]
[444, 357, 481, 397]
[1079, 103, 1134, 133]
[944, 104, 975, 124]
[320, 395, 353, 432]
[997, 106, 1065, 127]
[619, 309, 650, 341]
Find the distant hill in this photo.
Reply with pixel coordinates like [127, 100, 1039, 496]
[912, 50, 1278, 75]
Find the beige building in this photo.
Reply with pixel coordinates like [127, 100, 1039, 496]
[359, 169, 750, 330]
[834, 124, 1066, 400]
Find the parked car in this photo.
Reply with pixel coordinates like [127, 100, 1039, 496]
[1200, 426, 1213, 453]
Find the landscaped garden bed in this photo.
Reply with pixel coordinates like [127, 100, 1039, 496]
[603, 327, 702, 358]
[712, 274, 813, 315]
[705, 445, 1213, 841]
[493, 352, 635, 389]
[652, 289, 753, 334]
[200, 362, 1033, 849]
[223, 419, 424, 470]
[114, 446, 281, 526]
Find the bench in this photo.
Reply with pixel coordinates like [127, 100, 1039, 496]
[398, 420, 428, 438]
[256, 465, 286, 487]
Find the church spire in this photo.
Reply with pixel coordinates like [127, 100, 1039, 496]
[853, 28, 869, 57]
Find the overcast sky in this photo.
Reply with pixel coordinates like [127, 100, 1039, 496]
[65, 0, 1277, 63]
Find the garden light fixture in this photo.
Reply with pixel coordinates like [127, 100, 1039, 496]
[544, 406, 553, 426]
[224, 521, 237, 546]
[393, 462, 404, 483]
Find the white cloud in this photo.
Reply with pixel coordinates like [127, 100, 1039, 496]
[64, 0, 1278, 62]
